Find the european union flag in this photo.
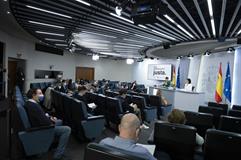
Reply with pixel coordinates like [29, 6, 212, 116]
[224, 62, 231, 102]
[176, 66, 180, 88]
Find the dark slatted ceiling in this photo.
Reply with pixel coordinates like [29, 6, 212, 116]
[9, 0, 241, 58]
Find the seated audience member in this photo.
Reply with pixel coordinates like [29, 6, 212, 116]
[184, 78, 193, 91]
[116, 89, 136, 113]
[156, 89, 168, 119]
[67, 79, 76, 91]
[130, 80, 137, 90]
[55, 80, 68, 93]
[163, 77, 171, 87]
[73, 85, 88, 104]
[25, 88, 71, 160]
[100, 113, 157, 160]
[156, 89, 168, 106]
[167, 109, 204, 146]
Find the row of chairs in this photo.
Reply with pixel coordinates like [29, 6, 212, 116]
[85, 92, 157, 126]
[30, 82, 52, 93]
[83, 121, 241, 160]
[105, 90, 173, 118]
[51, 90, 105, 141]
[185, 111, 241, 137]
[198, 105, 241, 128]
[14, 86, 55, 156]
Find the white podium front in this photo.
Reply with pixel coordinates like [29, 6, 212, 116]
[149, 86, 205, 112]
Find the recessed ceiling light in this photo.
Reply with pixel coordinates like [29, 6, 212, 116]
[45, 38, 65, 42]
[115, 43, 144, 47]
[92, 54, 99, 61]
[110, 13, 134, 24]
[6, 11, 10, 14]
[151, 30, 176, 40]
[177, 25, 194, 38]
[134, 34, 161, 42]
[99, 52, 121, 56]
[126, 58, 134, 64]
[91, 22, 129, 34]
[138, 24, 147, 29]
[80, 31, 117, 38]
[237, 29, 241, 35]
[26, 5, 72, 19]
[75, 0, 91, 6]
[123, 38, 152, 44]
[164, 14, 175, 23]
[3, 0, 7, 2]
[55, 44, 68, 46]
[36, 31, 65, 37]
[29, 21, 65, 29]
[207, 0, 216, 36]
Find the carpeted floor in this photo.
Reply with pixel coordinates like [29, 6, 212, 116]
[35, 123, 154, 160]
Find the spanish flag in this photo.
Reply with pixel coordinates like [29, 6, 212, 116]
[171, 67, 176, 87]
[215, 63, 223, 103]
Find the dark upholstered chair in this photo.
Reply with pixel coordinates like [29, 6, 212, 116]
[198, 105, 226, 128]
[149, 95, 173, 119]
[71, 99, 105, 141]
[132, 95, 157, 122]
[207, 102, 228, 115]
[204, 129, 241, 160]
[228, 109, 241, 118]
[154, 121, 196, 160]
[84, 143, 148, 160]
[184, 111, 213, 137]
[218, 115, 241, 134]
[15, 86, 54, 156]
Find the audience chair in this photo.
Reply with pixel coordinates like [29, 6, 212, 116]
[149, 95, 173, 119]
[185, 111, 213, 138]
[228, 109, 241, 118]
[15, 86, 54, 156]
[105, 97, 124, 129]
[198, 106, 225, 128]
[132, 95, 157, 122]
[204, 129, 241, 160]
[207, 102, 228, 115]
[154, 121, 196, 160]
[232, 105, 241, 111]
[218, 115, 241, 134]
[84, 143, 148, 160]
[71, 99, 105, 141]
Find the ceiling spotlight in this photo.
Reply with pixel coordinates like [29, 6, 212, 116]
[6, 11, 10, 14]
[92, 54, 99, 61]
[115, 6, 122, 16]
[126, 58, 134, 64]
[227, 47, 234, 53]
[204, 51, 211, 56]
[177, 56, 183, 60]
[187, 54, 194, 59]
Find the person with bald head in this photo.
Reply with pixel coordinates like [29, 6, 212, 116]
[100, 113, 156, 160]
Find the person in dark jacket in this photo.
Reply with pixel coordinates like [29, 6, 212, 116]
[25, 88, 71, 160]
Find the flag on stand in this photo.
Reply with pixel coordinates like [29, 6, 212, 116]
[224, 62, 231, 103]
[171, 67, 176, 87]
[176, 66, 180, 88]
[215, 63, 223, 103]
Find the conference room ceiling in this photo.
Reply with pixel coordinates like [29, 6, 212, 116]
[8, 0, 241, 59]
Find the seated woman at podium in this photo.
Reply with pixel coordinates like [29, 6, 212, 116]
[184, 78, 193, 91]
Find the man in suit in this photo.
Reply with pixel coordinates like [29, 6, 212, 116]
[24, 88, 71, 160]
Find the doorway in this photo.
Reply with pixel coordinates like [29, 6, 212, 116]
[8, 58, 26, 95]
[75, 67, 95, 81]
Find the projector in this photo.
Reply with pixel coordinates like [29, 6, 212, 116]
[131, 0, 168, 24]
